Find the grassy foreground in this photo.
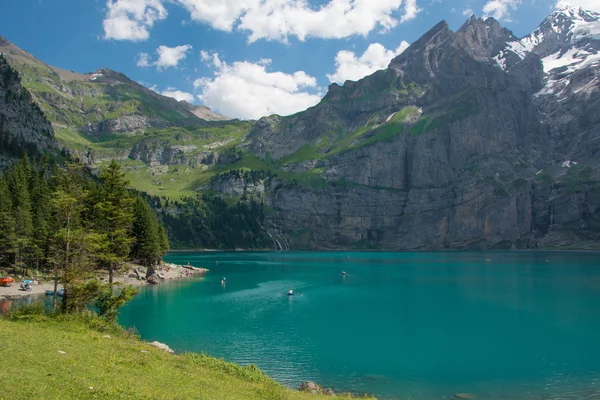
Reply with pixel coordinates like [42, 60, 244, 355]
[0, 311, 370, 400]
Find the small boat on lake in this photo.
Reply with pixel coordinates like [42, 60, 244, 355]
[45, 289, 64, 297]
[287, 289, 294, 296]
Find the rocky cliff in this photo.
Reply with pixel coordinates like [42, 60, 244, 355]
[244, 8, 600, 250]
[0, 53, 56, 166]
[2, 8, 599, 250]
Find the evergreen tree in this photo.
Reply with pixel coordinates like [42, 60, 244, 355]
[49, 162, 90, 311]
[6, 153, 33, 271]
[92, 160, 134, 287]
[158, 224, 169, 255]
[30, 157, 52, 271]
[0, 175, 17, 267]
[130, 195, 161, 267]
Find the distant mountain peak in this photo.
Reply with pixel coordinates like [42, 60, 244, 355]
[87, 68, 132, 84]
[552, 6, 600, 21]
[454, 15, 517, 60]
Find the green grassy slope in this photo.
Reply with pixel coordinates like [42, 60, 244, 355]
[0, 315, 370, 400]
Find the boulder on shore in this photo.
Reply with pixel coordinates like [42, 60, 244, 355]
[149, 341, 174, 354]
[299, 381, 319, 394]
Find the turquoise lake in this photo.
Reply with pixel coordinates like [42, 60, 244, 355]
[119, 252, 600, 399]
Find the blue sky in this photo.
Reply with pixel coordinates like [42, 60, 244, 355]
[0, 0, 597, 119]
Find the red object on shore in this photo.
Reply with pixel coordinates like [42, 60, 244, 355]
[0, 277, 14, 287]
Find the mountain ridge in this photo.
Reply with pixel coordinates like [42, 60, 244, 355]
[241, 7, 600, 250]
[2, 8, 600, 250]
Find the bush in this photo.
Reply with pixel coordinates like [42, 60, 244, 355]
[3, 302, 48, 322]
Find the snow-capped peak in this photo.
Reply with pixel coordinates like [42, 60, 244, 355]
[492, 7, 600, 100]
[493, 7, 600, 71]
[552, 6, 599, 22]
[547, 7, 600, 43]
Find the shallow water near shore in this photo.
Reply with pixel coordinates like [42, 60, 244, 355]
[119, 251, 600, 399]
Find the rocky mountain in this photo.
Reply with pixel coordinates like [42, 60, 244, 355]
[239, 7, 600, 250]
[0, 53, 56, 166]
[185, 104, 230, 122]
[1, 8, 599, 250]
[0, 35, 249, 197]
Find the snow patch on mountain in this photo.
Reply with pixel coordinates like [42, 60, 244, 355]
[571, 19, 600, 42]
[494, 6, 600, 72]
[542, 47, 598, 72]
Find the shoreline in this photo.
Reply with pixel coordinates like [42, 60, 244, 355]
[167, 247, 600, 253]
[0, 262, 209, 301]
[0, 282, 59, 300]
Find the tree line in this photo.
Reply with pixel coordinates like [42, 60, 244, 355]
[142, 193, 271, 250]
[0, 154, 168, 318]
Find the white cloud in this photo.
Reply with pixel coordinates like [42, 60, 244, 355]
[463, 8, 474, 16]
[194, 53, 321, 120]
[175, 0, 253, 32]
[239, 0, 413, 42]
[104, 0, 424, 42]
[400, 0, 423, 22]
[327, 41, 410, 84]
[482, 0, 521, 20]
[136, 45, 192, 69]
[161, 88, 195, 102]
[103, 0, 167, 41]
[556, 0, 600, 12]
[120, 0, 421, 43]
[136, 52, 152, 67]
[155, 45, 193, 68]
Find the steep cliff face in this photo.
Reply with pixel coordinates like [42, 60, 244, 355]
[0, 53, 55, 166]
[245, 8, 600, 250]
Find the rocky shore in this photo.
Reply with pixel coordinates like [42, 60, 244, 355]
[121, 262, 209, 287]
[0, 262, 209, 301]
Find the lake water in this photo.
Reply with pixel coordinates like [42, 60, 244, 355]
[118, 252, 600, 399]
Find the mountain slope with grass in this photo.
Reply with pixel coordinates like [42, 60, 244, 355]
[0, 35, 244, 198]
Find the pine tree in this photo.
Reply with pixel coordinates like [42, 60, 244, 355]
[158, 224, 169, 255]
[130, 196, 161, 267]
[49, 162, 91, 311]
[30, 157, 52, 272]
[92, 160, 134, 287]
[0, 175, 17, 267]
[6, 153, 33, 271]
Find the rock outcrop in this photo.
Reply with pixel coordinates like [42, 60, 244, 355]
[149, 341, 174, 354]
[298, 381, 335, 396]
[0, 52, 56, 166]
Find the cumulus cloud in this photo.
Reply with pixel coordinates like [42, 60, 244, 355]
[175, 0, 253, 32]
[327, 41, 410, 84]
[194, 52, 321, 120]
[400, 0, 423, 22]
[104, 0, 422, 42]
[136, 45, 192, 69]
[463, 8, 474, 16]
[239, 0, 414, 42]
[136, 53, 152, 67]
[556, 0, 600, 12]
[482, 0, 521, 21]
[103, 0, 167, 41]
[161, 88, 195, 102]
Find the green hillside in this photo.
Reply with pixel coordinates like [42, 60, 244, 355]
[0, 314, 367, 400]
